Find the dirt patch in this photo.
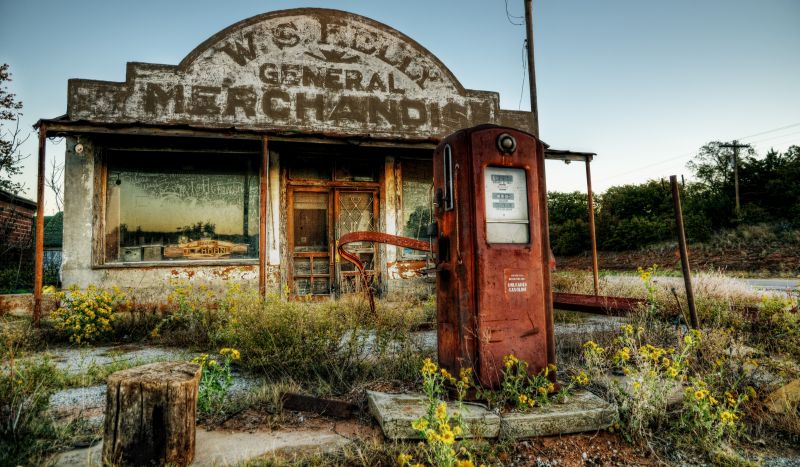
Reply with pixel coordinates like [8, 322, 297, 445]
[514, 431, 655, 466]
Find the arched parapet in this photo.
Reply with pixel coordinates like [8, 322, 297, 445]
[67, 8, 532, 139]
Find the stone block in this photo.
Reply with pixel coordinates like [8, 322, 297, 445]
[366, 391, 501, 440]
[367, 390, 616, 440]
[500, 391, 616, 438]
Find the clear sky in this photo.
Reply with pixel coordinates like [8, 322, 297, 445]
[1, 0, 798, 213]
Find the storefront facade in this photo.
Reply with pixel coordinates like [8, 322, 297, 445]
[42, 8, 534, 298]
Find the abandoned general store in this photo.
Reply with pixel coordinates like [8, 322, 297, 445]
[35, 8, 537, 298]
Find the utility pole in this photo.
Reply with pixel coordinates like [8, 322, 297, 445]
[719, 140, 749, 217]
[523, 0, 539, 136]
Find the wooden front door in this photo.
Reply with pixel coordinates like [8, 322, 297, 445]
[288, 187, 379, 297]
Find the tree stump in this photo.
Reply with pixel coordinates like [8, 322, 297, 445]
[103, 361, 201, 466]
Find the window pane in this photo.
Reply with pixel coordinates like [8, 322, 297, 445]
[400, 158, 433, 257]
[104, 151, 259, 263]
[293, 192, 328, 252]
[335, 158, 377, 182]
[287, 158, 332, 180]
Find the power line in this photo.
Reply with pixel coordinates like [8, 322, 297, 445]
[738, 121, 800, 141]
[594, 121, 800, 183]
[518, 39, 527, 110]
[504, 0, 524, 25]
[744, 129, 800, 146]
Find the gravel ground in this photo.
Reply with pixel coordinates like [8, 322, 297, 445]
[39, 344, 197, 374]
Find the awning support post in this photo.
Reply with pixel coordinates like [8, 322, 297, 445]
[585, 159, 599, 296]
[33, 125, 47, 327]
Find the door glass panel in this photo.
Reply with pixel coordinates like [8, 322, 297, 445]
[313, 257, 330, 274]
[293, 192, 328, 252]
[294, 278, 311, 295]
[336, 191, 377, 290]
[312, 278, 330, 295]
[293, 257, 311, 275]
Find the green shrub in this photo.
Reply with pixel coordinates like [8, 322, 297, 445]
[598, 215, 672, 251]
[193, 348, 240, 417]
[51, 284, 127, 344]
[550, 218, 590, 255]
[0, 357, 61, 465]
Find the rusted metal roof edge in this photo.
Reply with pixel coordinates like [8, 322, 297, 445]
[545, 148, 596, 162]
[34, 118, 441, 149]
[0, 188, 37, 210]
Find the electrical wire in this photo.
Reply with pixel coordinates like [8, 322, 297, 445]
[594, 122, 800, 183]
[518, 39, 527, 110]
[504, 0, 524, 26]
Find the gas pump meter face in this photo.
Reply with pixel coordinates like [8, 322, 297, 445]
[483, 166, 529, 243]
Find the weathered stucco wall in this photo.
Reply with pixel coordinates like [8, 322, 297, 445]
[61, 136, 280, 300]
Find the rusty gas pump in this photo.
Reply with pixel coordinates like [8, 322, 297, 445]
[338, 124, 555, 389]
[433, 124, 555, 389]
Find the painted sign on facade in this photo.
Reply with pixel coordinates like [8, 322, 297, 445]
[67, 8, 532, 139]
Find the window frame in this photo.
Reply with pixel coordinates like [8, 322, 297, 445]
[92, 147, 262, 269]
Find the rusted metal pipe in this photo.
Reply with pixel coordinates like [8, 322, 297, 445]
[670, 175, 699, 329]
[337, 231, 431, 314]
[33, 125, 46, 327]
[259, 137, 268, 297]
[524, 0, 540, 136]
[585, 159, 600, 296]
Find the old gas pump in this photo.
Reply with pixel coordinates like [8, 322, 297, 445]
[433, 124, 555, 388]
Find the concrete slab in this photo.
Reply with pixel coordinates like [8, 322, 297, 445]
[367, 390, 616, 440]
[51, 428, 350, 466]
[367, 390, 501, 440]
[500, 391, 617, 438]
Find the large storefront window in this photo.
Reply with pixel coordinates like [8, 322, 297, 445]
[104, 151, 260, 264]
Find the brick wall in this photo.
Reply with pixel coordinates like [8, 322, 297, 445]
[0, 198, 35, 248]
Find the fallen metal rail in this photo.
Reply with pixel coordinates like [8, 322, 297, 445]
[552, 292, 646, 315]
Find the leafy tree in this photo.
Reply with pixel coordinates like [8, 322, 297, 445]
[0, 64, 28, 195]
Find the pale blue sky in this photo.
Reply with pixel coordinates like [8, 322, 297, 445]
[1, 0, 799, 213]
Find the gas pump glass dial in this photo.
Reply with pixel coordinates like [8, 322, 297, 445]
[483, 166, 529, 243]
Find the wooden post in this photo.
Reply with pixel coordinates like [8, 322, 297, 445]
[524, 0, 540, 136]
[33, 125, 46, 327]
[670, 175, 699, 329]
[103, 362, 201, 466]
[585, 158, 600, 296]
[259, 136, 268, 297]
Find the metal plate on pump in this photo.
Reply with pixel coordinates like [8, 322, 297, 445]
[483, 167, 529, 243]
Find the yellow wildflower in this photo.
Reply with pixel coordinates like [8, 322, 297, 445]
[421, 358, 437, 376]
[455, 460, 475, 467]
[720, 410, 738, 425]
[572, 371, 590, 386]
[435, 402, 447, 421]
[220, 348, 241, 361]
[439, 430, 455, 445]
[411, 418, 429, 431]
[397, 453, 413, 465]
